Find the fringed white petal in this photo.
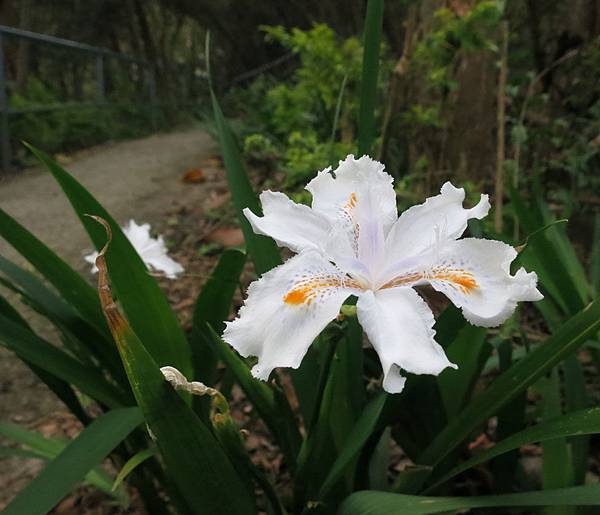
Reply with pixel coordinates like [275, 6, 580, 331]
[306, 155, 397, 231]
[124, 221, 183, 279]
[385, 181, 490, 263]
[84, 220, 183, 279]
[305, 155, 396, 276]
[223, 251, 356, 381]
[84, 250, 100, 273]
[357, 288, 456, 394]
[244, 191, 333, 255]
[426, 238, 543, 327]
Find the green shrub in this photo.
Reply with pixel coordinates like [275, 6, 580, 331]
[233, 23, 388, 185]
[9, 78, 166, 162]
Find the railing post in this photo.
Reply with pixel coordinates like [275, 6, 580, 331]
[0, 31, 11, 173]
[147, 66, 158, 129]
[95, 54, 105, 103]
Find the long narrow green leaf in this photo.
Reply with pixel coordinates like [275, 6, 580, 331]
[563, 354, 590, 485]
[339, 486, 600, 515]
[112, 447, 159, 492]
[0, 313, 128, 408]
[206, 36, 280, 276]
[335, 320, 370, 491]
[2, 407, 142, 515]
[418, 298, 600, 469]
[193, 249, 246, 333]
[207, 326, 301, 468]
[513, 190, 592, 496]
[534, 198, 590, 305]
[491, 339, 526, 492]
[0, 255, 125, 383]
[515, 191, 593, 491]
[0, 207, 107, 335]
[0, 421, 129, 505]
[25, 144, 191, 376]
[591, 213, 600, 296]
[357, 0, 384, 156]
[190, 249, 247, 421]
[115, 323, 256, 514]
[391, 466, 433, 495]
[0, 293, 91, 422]
[0, 274, 91, 365]
[327, 317, 366, 482]
[368, 427, 391, 491]
[511, 188, 588, 313]
[328, 74, 349, 162]
[191, 248, 246, 386]
[294, 338, 343, 508]
[383, 306, 465, 459]
[539, 369, 573, 515]
[318, 393, 387, 500]
[437, 324, 489, 418]
[0, 446, 47, 459]
[0, 421, 64, 457]
[295, 325, 372, 506]
[92, 231, 256, 515]
[428, 403, 596, 489]
[288, 344, 322, 427]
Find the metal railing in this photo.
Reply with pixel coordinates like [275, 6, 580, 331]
[0, 25, 158, 172]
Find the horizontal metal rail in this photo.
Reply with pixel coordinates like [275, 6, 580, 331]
[0, 25, 149, 65]
[8, 101, 144, 115]
[7, 100, 197, 115]
[0, 25, 159, 172]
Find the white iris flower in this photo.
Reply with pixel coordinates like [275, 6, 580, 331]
[85, 220, 184, 279]
[223, 155, 542, 393]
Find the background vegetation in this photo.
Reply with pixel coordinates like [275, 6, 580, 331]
[3, 0, 598, 230]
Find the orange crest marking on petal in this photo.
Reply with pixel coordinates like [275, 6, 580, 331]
[381, 269, 479, 294]
[433, 269, 479, 294]
[381, 272, 423, 289]
[344, 192, 358, 210]
[284, 287, 310, 305]
[283, 275, 361, 306]
[341, 192, 360, 257]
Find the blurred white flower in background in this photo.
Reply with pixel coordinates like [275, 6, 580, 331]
[84, 219, 184, 279]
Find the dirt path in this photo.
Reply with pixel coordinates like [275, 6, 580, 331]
[0, 125, 220, 510]
[0, 125, 215, 268]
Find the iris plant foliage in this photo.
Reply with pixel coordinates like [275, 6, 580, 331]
[0, 1, 599, 514]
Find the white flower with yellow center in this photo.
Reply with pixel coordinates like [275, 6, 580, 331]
[223, 155, 542, 394]
[85, 219, 184, 279]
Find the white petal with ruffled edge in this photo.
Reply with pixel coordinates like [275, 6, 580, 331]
[223, 250, 356, 381]
[306, 155, 397, 231]
[306, 155, 396, 277]
[426, 238, 543, 327]
[356, 288, 457, 394]
[84, 220, 183, 279]
[138, 237, 184, 279]
[384, 182, 490, 263]
[124, 221, 184, 279]
[243, 191, 334, 255]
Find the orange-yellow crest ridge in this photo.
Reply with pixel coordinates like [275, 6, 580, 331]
[283, 288, 310, 305]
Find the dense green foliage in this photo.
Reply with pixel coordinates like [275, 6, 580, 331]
[227, 0, 600, 225]
[9, 79, 161, 156]
[229, 24, 388, 185]
[1, 0, 206, 166]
